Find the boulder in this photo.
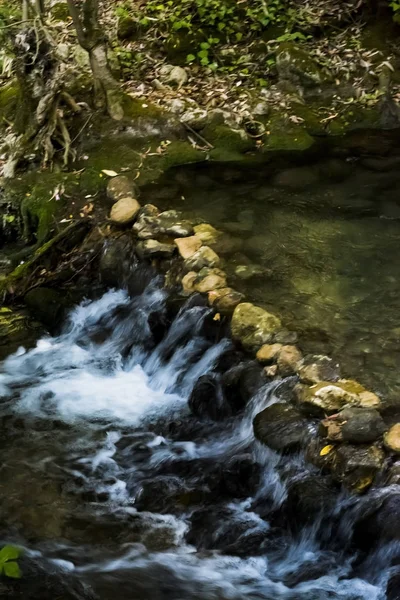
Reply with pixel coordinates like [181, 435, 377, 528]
[276, 42, 328, 89]
[99, 234, 137, 287]
[220, 454, 261, 498]
[193, 223, 221, 246]
[295, 380, 381, 417]
[106, 175, 139, 201]
[0, 307, 43, 360]
[319, 407, 386, 444]
[221, 360, 266, 413]
[110, 197, 141, 225]
[193, 268, 227, 293]
[384, 423, 400, 453]
[297, 354, 341, 384]
[331, 444, 385, 492]
[184, 246, 220, 271]
[277, 345, 303, 376]
[253, 402, 309, 452]
[24, 287, 68, 332]
[231, 302, 282, 352]
[174, 235, 202, 259]
[136, 239, 175, 259]
[284, 475, 337, 525]
[207, 287, 244, 313]
[181, 108, 208, 131]
[166, 66, 188, 88]
[256, 343, 282, 364]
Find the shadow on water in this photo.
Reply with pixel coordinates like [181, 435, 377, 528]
[141, 158, 400, 401]
[0, 273, 399, 598]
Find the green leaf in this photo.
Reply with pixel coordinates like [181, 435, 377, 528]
[3, 561, 21, 579]
[197, 49, 209, 59]
[0, 546, 21, 563]
[186, 54, 196, 63]
[200, 42, 210, 49]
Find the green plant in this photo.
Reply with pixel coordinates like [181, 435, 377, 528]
[0, 545, 22, 579]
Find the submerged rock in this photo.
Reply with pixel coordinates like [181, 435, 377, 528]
[298, 354, 341, 384]
[110, 197, 141, 225]
[320, 407, 386, 444]
[295, 380, 381, 417]
[277, 345, 303, 376]
[231, 302, 282, 352]
[208, 287, 245, 313]
[253, 402, 309, 452]
[256, 343, 283, 364]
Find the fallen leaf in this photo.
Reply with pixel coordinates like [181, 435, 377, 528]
[101, 169, 119, 177]
[320, 445, 334, 456]
[213, 313, 221, 321]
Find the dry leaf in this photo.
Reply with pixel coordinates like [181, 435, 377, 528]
[101, 169, 119, 177]
[320, 445, 334, 456]
[213, 313, 221, 321]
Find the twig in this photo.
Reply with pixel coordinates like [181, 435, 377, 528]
[182, 122, 214, 149]
[69, 113, 93, 145]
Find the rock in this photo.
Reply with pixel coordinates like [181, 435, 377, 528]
[276, 42, 328, 89]
[0, 307, 43, 361]
[221, 454, 261, 498]
[234, 264, 269, 280]
[353, 493, 400, 550]
[181, 108, 208, 131]
[277, 345, 303, 376]
[256, 344, 282, 364]
[207, 287, 244, 313]
[174, 236, 202, 259]
[295, 380, 381, 417]
[99, 234, 137, 287]
[384, 423, 400, 453]
[193, 223, 221, 246]
[331, 444, 385, 492]
[319, 408, 386, 444]
[24, 287, 68, 332]
[264, 364, 278, 378]
[110, 197, 141, 225]
[252, 101, 270, 116]
[181, 271, 197, 294]
[166, 66, 188, 88]
[284, 475, 337, 525]
[188, 374, 230, 420]
[107, 175, 139, 201]
[298, 354, 341, 384]
[73, 45, 90, 69]
[136, 239, 175, 259]
[185, 246, 220, 271]
[272, 166, 320, 189]
[274, 329, 298, 344]
[117, 16, 138, 40]
[221, 360, 266, 413]
[231, 302, 282, 352]
[134, 210, 193, 240]
[253, 402, 309, 452]
[193, 268, 227, 293]
[387, 571, 400, 600]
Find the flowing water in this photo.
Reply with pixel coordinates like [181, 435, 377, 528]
[0, 272, 398, 598]
[142, 159, 400, 401]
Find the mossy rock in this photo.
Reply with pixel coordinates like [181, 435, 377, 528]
[24, 287, 69, 331]
[259, 111, 316, 153]
[276, 42, 331, 89]
[0, 80, 20, 122]
[0, 307, 43, 360]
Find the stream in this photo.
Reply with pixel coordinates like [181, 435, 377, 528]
[0, 270, 398, 599]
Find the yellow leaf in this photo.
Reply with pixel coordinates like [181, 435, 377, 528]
[101, 169, 119, 177]
[213, 313, 221, 321]
[320, 445, 334, 456]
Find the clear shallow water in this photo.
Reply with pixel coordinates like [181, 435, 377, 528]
[142, 161, 400, 400]
[0, 277, 398, 598]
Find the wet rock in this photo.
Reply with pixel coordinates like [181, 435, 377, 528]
[107, 175, 139, 201]
[274, 329, 298, 344]
[253, 402, 309, 452]
[298, 354, 341, 384]
[136, 239, 175, 260]
[272, 166, 320, 189]
[193, 223, 221, 246]
[181, 271, 197, 294]
[264, 364, 278, 378]
[256, 343, 282, 364]
[188, 374, 230, 420]
[387, 570, 400, 600]
[353, 493, 400, 549]
[221, 360, 266, 413]
[320, 407, 386, 444]
[99, 234, 137, 287]
[184, 246, 220, 271]
[193, 268, 227, 293]
[234, 264, 269, 280]
[221, 454, 261, 498]
[174, 235, 202, 259]
[331, 444, 385, 492]
[295, 380, 381, 417]
[384, 423, 400, 453]
[284, 475, 337, 526]
[231, 302, 282, 352]
[276, 42, 328, 89]
[208, 287, 244, 313]
[24, 287, 68, 332]
[0, 307, 43, 361]
[135, 476, 204, 512]
[277, 345, 303, 377]
[110, 197, 141, 225]
[134, 210, 193, 240]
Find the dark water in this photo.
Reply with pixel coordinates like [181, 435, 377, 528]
[142, 159, 400, 401]
[0, 275, 398, 598]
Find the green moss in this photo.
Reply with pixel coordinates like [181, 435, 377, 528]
[201, 124, 254, 155]
[260, 111, 315, 152]
[121, 95, 164, 120]
[139, 141, 207, 184]
[0, 80, 20, 121]
[276, 42, 329, 87]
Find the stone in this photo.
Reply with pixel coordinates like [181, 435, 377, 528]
[331, 444, 385, 492]
[188, 374, 230, 420]
[193, 223, 221, 246]
[133, 210, 193, 240]
[208, 287, 244, 313]
[231, 302, 282, 352]
[174, 235, 202, 259]
[0, 307, 43, 361]
[276, 42, 328, 89]
[298, 354, 341, 384]
[234, 264, 269, 280]
[194, 268, 227, 293]
[277, 345, 303, 376]
[110, 197, 141, 225]
[136, 239, 175, 259]
[185, 246, 220, 271]
[253, 402, 309, 452]
[319, 408, 386, 444]
[166, 66, 188, 88]
[274, 329, 298, 344]
[117, 16, 138, 40]
[181, 108, 208, 131]
[222, 361, 266, 413]
[181, 271, 198, 294]
[99, 234, 137, 287]
[264, 364, 278, 378]
[295, 380, 382, 417]
[107, 175, 139, 201]
[256, 344, 282, 364]
[24, 288, 68, 332]
[384, 424, 400, 453]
